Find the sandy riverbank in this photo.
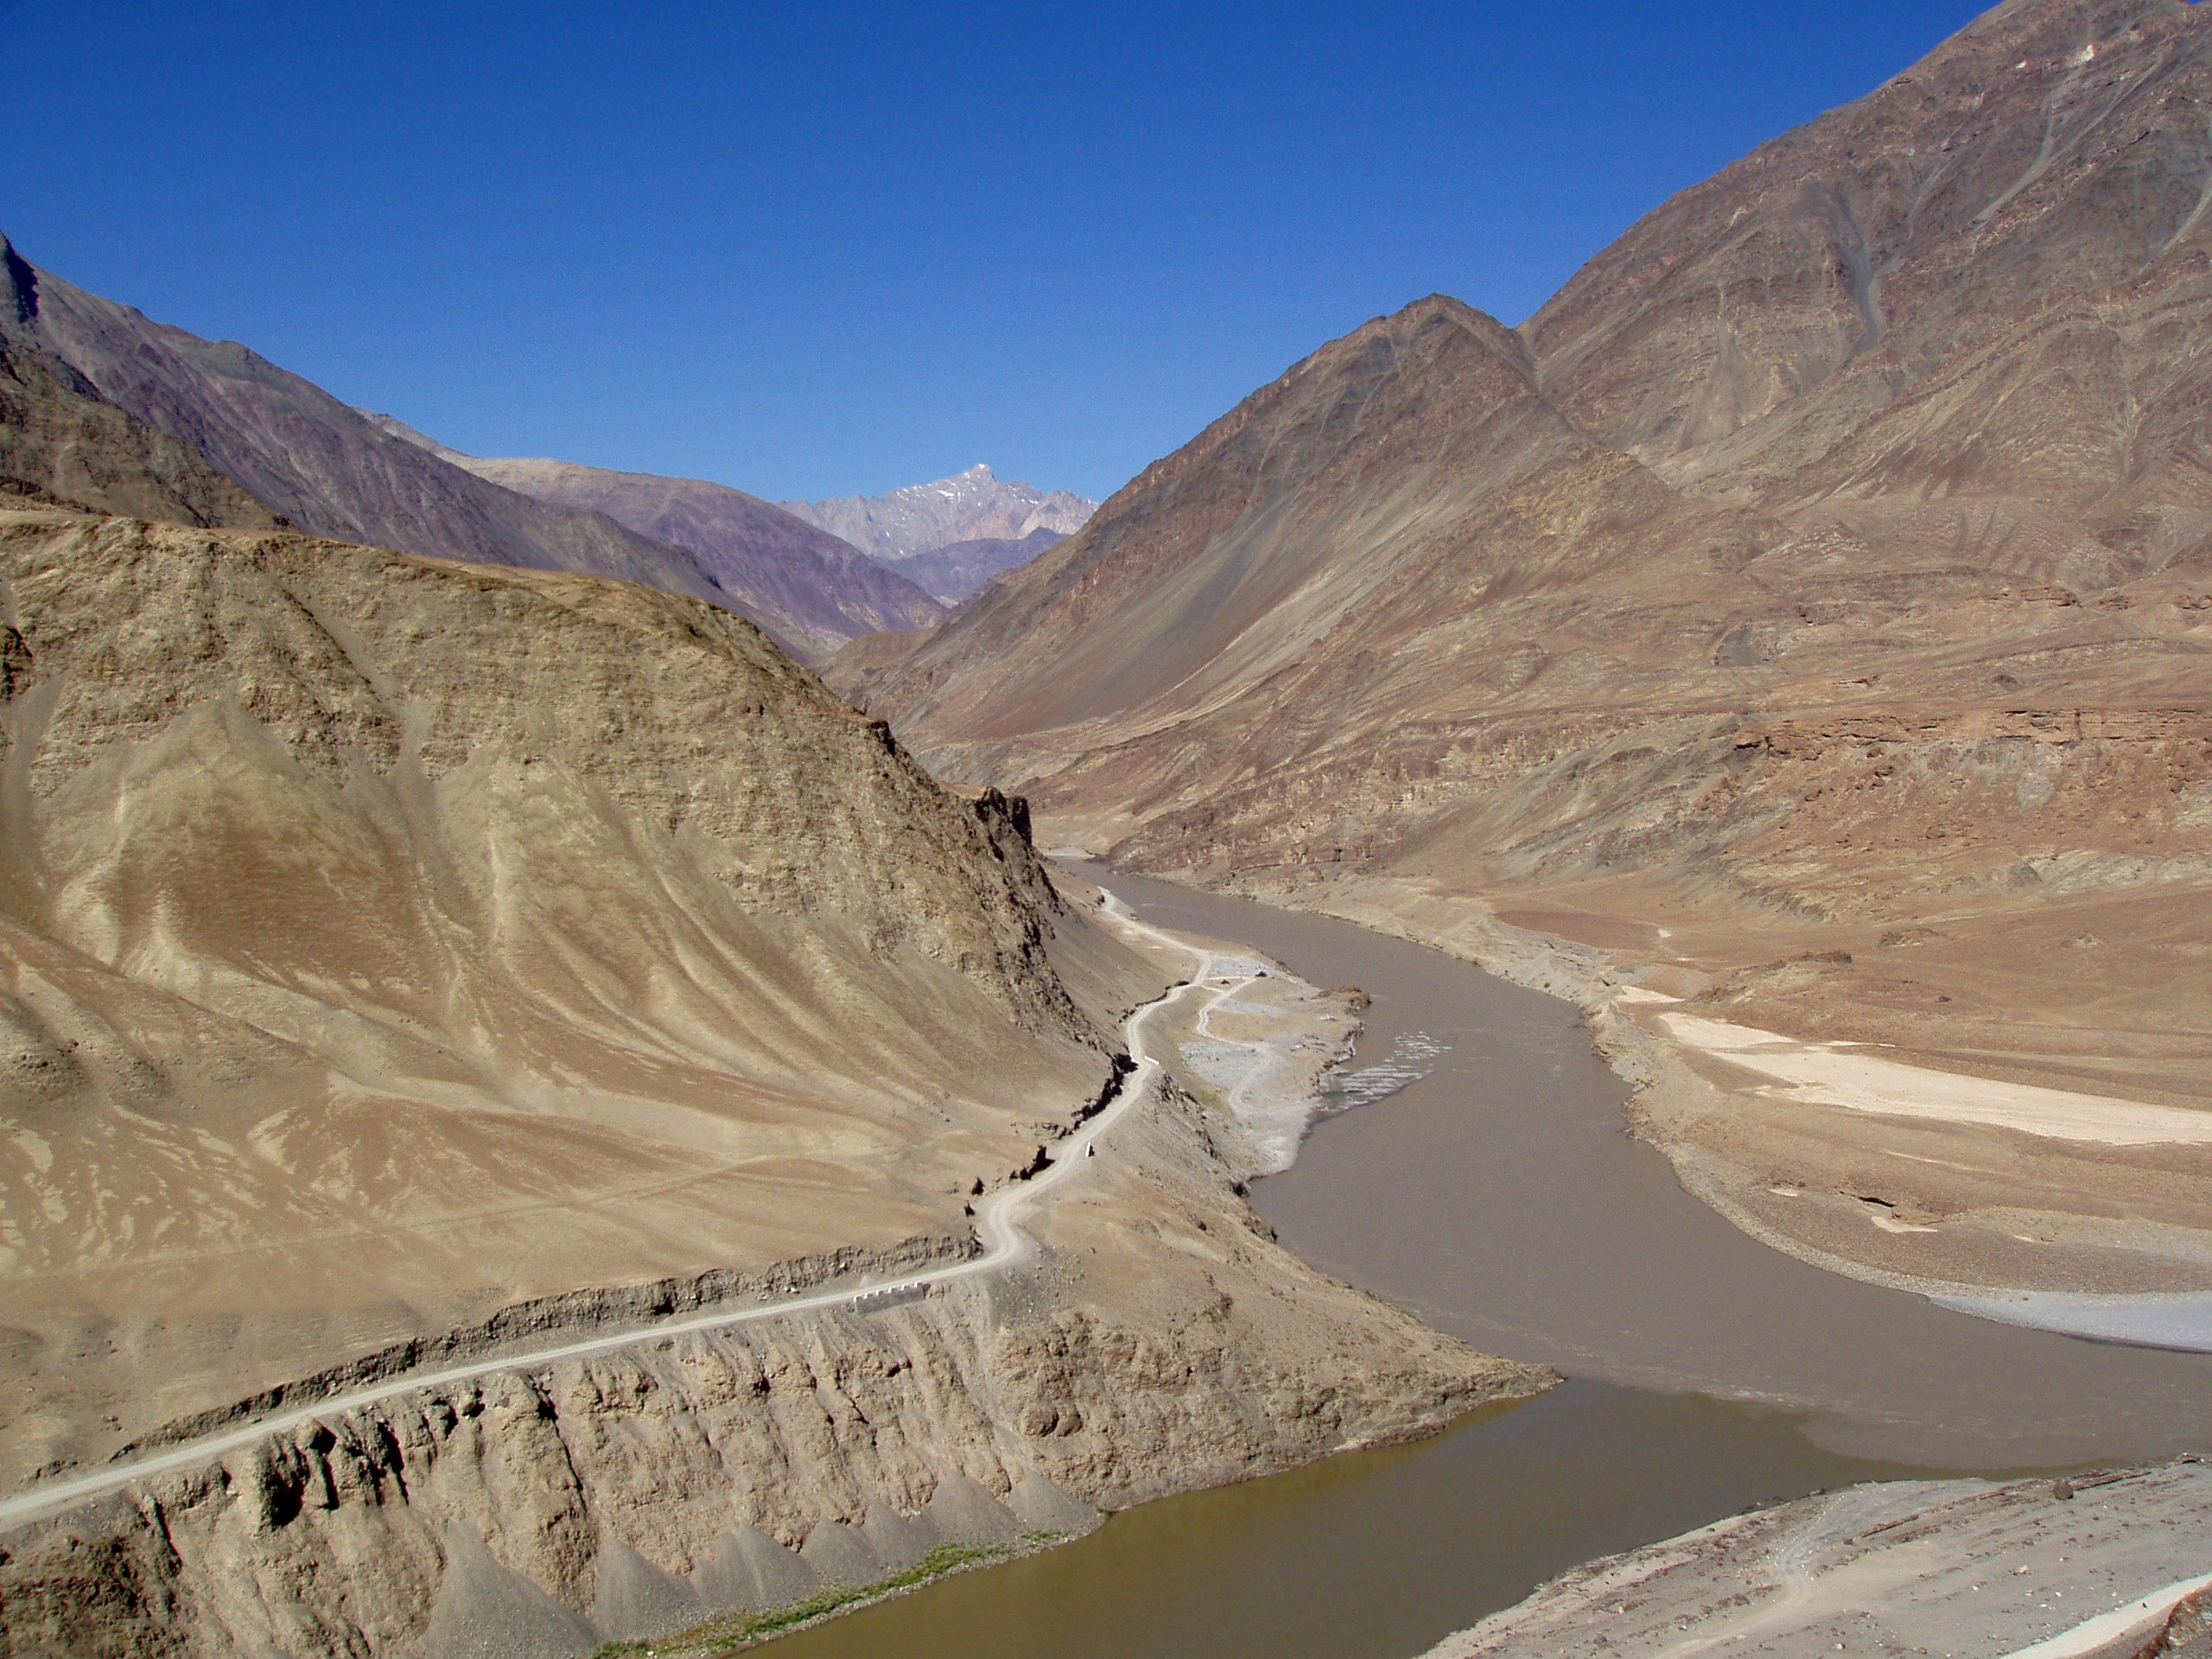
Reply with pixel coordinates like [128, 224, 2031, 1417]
[1175, 864, 2212, 1350]
[1155, 948, 1364, 1173]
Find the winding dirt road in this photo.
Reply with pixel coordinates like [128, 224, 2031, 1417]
[0, 895, 1240, 1532]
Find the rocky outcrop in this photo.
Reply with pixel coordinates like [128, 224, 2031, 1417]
[0, 506, 1129, 1491]
[1423, 1463, 2212, 1659]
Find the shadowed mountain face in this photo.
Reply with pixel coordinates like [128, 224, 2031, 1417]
[854, 0, 2212, 1292]
[0, 337, 280, 530]
[892, 526, 1072, 605]
[451, 456, 948, 652]
[785, 464, 1094, 600]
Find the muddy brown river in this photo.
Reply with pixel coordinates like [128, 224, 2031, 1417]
[774, 870, 2212, 1659]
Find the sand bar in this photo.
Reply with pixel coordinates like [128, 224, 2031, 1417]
[1661, 1013, 2212, 1146]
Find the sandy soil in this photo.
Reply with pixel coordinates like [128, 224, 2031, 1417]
[1656, 1013, 2212, 1147]
[1151, 946, 1361, 1173]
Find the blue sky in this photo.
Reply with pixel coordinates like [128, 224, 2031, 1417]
[5, 2, 1987, 501]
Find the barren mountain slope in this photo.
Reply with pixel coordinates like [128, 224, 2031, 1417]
[0, 505, 1135, 1490]
[888, 526, 1072, 604]
[0, 237, 798, 634]
[0, 338, 279, 530]
[855, 0, 2212, 1296]
[458, 455, 947, 652]
[857, 299, 1618, 745]
[1528, 0, 2212, 557]
[0, 505, 1543, 1655]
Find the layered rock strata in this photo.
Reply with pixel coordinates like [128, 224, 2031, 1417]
[0, 976, 1542, 1658]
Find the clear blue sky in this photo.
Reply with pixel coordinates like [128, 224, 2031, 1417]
[4, 1, 1989, 502]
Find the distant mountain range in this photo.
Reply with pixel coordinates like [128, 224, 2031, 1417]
[0, 233, 1065, 658]
[784, 464, 1095, 601]
[372, 439, 951, 649]
[0, 237, 775, 621]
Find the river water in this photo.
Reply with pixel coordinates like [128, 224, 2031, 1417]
[773, 870, 2212, 1659]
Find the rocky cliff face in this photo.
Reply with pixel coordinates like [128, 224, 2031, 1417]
[454, 455, 949, 653]
[0, 1056, 1543, 1658]
[853, 0, 2212, 1293]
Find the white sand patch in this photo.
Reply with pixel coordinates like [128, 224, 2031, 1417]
[1614, 984, 1681, 1006]
[1180, 1026, 1317, 1173]
[1869, 1211, 1938, 1235]
[1661, 1012, 2212, 1146]
[1931, 1289, 2212, 1354]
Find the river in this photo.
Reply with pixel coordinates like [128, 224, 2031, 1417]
[772, 868, 2212, 1659]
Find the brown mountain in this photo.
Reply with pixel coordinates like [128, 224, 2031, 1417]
[0, 334, 278, 529]
[0, 504, 1126, 1496]
[0, 502, 1529, 1649]
[0, 234, 820, 638]
[852, 0, 2212, 1298]
[454, 455, 948, 652]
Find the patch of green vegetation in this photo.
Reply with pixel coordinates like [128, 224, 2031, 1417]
[1183, 1077, 1228, 1109]
[588, 1532, 1071, 1656]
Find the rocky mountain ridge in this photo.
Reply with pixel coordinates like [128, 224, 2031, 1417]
[0, 235, 956, 658]
[891, 525, 1072, 605]
[0, 334, 280, 531]
[0, 237, 776, 614]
